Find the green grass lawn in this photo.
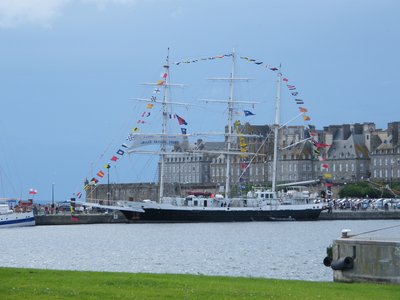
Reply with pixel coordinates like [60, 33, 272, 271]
[0, 267, 399, 299]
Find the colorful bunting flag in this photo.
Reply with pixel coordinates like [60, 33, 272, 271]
[313, 142, 331, 148]
[141, 112, 151, 117]
[146, 103, 154, 109]
[116, 149, 125, 156]
[97, 170, 105, 178]
[176, 114, 188, 125]
[244, 110, 255, 116]
[299, 107, 308, 113]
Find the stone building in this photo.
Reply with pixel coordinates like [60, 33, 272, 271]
[162, 139, 224, 184]
[322, 123, 372, 183]
[90, 121, 400, 202]
[209, 124, 272, 190]
[267, 126, 316, 183]
[370, 122, 400, 182]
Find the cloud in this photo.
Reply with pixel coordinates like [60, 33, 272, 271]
[0, 0, 69, 28]
[0, 0, 137, 28]
[82, 0, 136, 11]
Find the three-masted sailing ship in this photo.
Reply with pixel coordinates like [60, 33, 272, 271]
[90, 51, 324, 222]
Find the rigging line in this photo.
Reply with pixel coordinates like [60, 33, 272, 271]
[279, 112, 304, 129]
[351, 224, 400, 237]
[237, 130, 274, 183]
[76, 100, 143, 192]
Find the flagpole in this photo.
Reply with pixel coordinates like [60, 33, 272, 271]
[52, 183, 55, 214]
[107, 167, 110, 204]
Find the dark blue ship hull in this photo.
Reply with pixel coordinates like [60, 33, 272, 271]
[120, 207, 322, 222]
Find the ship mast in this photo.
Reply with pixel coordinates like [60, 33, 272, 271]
[202, 51, 258, 198]
[159, 50, 170, 200]
[271, 67, 282, 193]
[225, 51, 236, 198]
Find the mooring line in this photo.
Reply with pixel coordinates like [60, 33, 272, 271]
[352, 224, 400, 237]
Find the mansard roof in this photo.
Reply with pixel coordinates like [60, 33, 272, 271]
[327, 134, 369, 159]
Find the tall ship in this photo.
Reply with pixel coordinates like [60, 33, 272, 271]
[80, 51, 325, 222]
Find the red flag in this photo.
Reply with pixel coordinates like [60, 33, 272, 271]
[315, 142, 331, 148]
[29, 188, 38, 195]
[97, 170, 105, 178]
[111, 156, 119, 162]
[176, 114, 188, 125]
[322, 164, 329, 169]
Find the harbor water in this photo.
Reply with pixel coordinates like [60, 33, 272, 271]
[1, 220, 399, 281]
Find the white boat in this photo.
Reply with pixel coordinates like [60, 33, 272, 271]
[82, 51, 324, 222]
[0, 202, 35, 228]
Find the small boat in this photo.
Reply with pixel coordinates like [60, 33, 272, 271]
[0, 201, 35, 228]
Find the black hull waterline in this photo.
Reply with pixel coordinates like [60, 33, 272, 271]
[121, 208, 322, 222]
